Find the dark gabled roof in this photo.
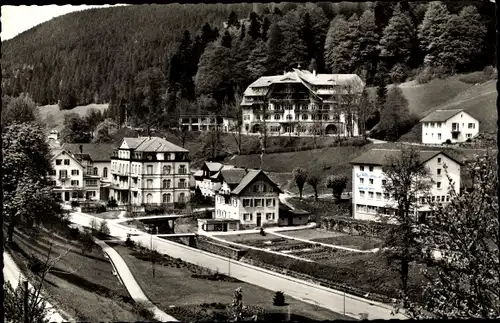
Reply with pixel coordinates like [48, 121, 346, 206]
[231, 169, 284, 195]
[63, 143, 116, 162]
[202, 162, 224, 173]
[131, 137, 188, 153]
[350, 149, 464, 166]
[220, 168, 247, 185]
[419, 109, 466, 122]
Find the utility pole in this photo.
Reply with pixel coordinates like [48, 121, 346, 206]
[343, 290, 346, 317]
[24, 280, 29, 323]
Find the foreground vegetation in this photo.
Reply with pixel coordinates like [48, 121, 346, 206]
[5, 227, 149, 322]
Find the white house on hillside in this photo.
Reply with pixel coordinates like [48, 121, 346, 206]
[49, 149, 101, 202]
[211, 169, 283, 230]
[350, 149, 463, 222]
[420, 109, 479, 144]
[110, 137, 191, 206]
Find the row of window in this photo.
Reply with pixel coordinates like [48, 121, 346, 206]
[50, 167, 108, 178]
[122, 178, 187, 189]
[161, 193, 185, 203]
[242, 198, 276, 208]
[425, 133, 473, 139]
[423, 122, 475, 129]
[112, 163, 187, 175]
[356, 204, 394, 215]
[252, 114, 341, 121]
[242, 212, 276, 221]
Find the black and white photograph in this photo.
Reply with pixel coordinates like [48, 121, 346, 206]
[1, 1, 498, 322]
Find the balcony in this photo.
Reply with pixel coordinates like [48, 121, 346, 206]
[59, 175, 68, 180]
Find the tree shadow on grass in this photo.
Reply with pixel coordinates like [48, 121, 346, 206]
[49, 269, 134, 304]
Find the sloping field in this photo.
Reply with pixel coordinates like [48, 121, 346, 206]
[399, 79, 497, 142]
[399, 76, 478, 117]
[38, 103, 109, 131]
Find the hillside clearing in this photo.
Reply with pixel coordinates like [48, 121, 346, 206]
[38, 103, 109, 131]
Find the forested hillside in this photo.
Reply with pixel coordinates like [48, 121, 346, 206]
[1, 1, 495, 132]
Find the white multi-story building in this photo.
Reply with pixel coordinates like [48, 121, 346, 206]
[49, 149, 101, 202]
[241, 69, 364, 136]
[179, 115, 238, 133]
[213, 169, 283, 229]
[110, 137, 191, 206]
[420, 109, 479, 144]
[350, 149, 462, 222]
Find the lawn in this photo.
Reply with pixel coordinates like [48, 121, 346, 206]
[6, 227, 147, 322]
[277, 229, 344, 241]
[220, 232, 281, 243]
[111, 243, 352, 321]
[312, 236, 383, 251]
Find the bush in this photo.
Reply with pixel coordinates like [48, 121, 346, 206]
[27, 255, 45, 274]
[125, 235, 135, 248]
[107, 198, 118, 208]
[70, 200, 80, 208]
[133, 301, 156, 321]
[96, 205, 107, 213]
[445, 139, 452, 145]
[98, 220, 110, 236]
[80, 230, 95, 255]
[273, 291, 286, 306]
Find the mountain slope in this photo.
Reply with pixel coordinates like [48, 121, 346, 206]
[1, 3, 255, 105]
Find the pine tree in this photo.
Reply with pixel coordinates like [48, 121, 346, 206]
[439, 6, 487, 72]
[324, 16, 353, 73]
[227, 11, 240, 28]
[261, 17, 270, 42]
[221, 31, 232, 48]
[418, 2, 452, 68]
[378, 85, 411, 141]
[379, 3, 416, 68]
[248, 12, 261, 40]
[357, 9, 380, 83]
[239, 24, 246, 41]
[247, 39, 268, 79]
[266, 22, 284, 75]
[279, 12, 309, 71]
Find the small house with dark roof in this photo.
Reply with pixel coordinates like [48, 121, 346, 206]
[63, 143, 116, 187]
[350, 148, 463, 222]
[194, 161, 236, 197]
[200, 169, 283, 232]
[110, 137, 191, 206]
[419, 109, 479, 144]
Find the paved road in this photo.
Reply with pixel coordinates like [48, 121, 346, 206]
[94, 239, 178, 322]
[68, 210, 407, 320]
[3, 252, 68, 323]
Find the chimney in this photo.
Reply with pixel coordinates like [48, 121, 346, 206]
[79, 145, 83, 154]
[313, 70, 317, 77]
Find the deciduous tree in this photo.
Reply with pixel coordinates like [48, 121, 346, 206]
[306, 170, 321, 201]
[325, 174, 348, 202]
[406, 151, 499, 319]
[377, 86, 413, 141]
[1, 94, 40, 128]
[60, 113, 91, 143]
[292, 167, 308, 199]
[381, 147, 433, 302]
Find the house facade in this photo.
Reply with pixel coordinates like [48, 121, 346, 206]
[420, 109, 479, 144]
[350, 149, 462, 222]
[179, 115, 238, 133]
[241, 69, 364, 136]
[63, 143, 115, 186]
[48, 149, 101, 202]
[214, 169, 283, 229]
[109, 137, 191, 206]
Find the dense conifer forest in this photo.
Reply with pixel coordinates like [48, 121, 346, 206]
[1, 1, 495, 130]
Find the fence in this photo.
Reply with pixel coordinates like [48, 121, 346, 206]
[320, 216, 395, 238]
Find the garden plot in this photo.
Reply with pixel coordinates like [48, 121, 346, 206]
[277, 229, 344, 240]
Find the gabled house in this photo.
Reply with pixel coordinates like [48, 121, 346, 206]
[48, 149, 101, 202]
[420, 109, 479, 144]
[350, 148, 463, 222]
[213, 169, 283, 229]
